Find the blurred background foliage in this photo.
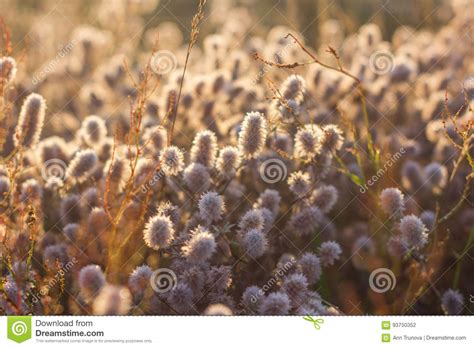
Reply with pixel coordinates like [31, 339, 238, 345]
[2, 0, 454, 49]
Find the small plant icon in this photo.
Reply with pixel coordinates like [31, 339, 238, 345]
[303, 315, 324, 330]
[7, 316, 32, 343]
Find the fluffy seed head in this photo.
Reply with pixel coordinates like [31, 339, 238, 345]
[167, 282, 194, 314]
[242, 229, 268, 258]
[272, 132, 293, 154]
[387, 235, 408, 257]
[254, 189, 281, 217]
[43, 244, 68, 269]
[318, 241, 342, 267]
[297, 252, 322, 284]
[79, 264, 106, 301]
[128, 265, 152, 298]
[399, 214, 428, 249]
[82, 186, 100, 209]
[238, 111, 267, 158]
[66, 149, 98, 183]
[63, 223, 79, 241]
[241, 286, 262, 313]
[134, 158, 155, 186]
[216, 146, 241, 178]
[321, 124, 344, 151]
[180, 266, 206, 297]
[104, 155, 128, 191]
[311, 185, 338, 213]
[281, 74, 306, 102]
[278, 98, 301, 119]
[144, 126, 167, 152]
[239, 209, 265, 233]
[93, 285, 132, 315]
[182, 226, 216, 263]
[259, 292, 291, 315]
[159, 146, 185, 176]
[206, 265, 232, 293]
[294, 125, 323, 160]
[143, 214, 175, 250]
[182, 163, 210, 193]
[288, 171, 312, 198]
[424, 162, 448, 192]
[20, 178, 43, 203]
[420, 210, 436, 231]
[44, 176, 64, 191]
[80, 115, 107, 147]
[380, 187, 405, 216]
[0, 56, 17, 83]
[401, 160, 424, 191]
[14, 93, 46, 148]
[289, 206, 322, 236]
[190, 130, 218, 168]
[259, 207, 275, 233]
[38, 136, 69, 164]
[60, 194, 82, 225]
[198, 191, 225, 224]
[441, 289, 464, 315]
[156, 201, 180, 226]
[87, 207, 108, 235]
[282, 273, 309, 308]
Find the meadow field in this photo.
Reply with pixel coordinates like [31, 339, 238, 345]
[0, 0, 472, 316]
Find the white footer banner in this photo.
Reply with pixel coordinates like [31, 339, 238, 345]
[0, 316, 472, 347]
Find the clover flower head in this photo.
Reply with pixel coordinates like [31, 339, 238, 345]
[143, 214, 175, 250]
[380, 187, 405, 216]
[242, 228, 268, 258]
[294, 124, 323, 160]
[190, 130, 218, 168]
[288, 171, 311, 198]
[14, 93, 46, 148]
[297, 252, 322, 284]
[259, 292, 291, 315]
[441, 289, 464, 315]
[238, 111, 267, 158]
[318, 241, 342, 267]
[159, 146, 185, 176]
[182, 226, 217, 263]
[79, 264, 106, 301]
[93, 285, 132, 315]
[399, 214, 428, 249]
[198, 191, 225, 224]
